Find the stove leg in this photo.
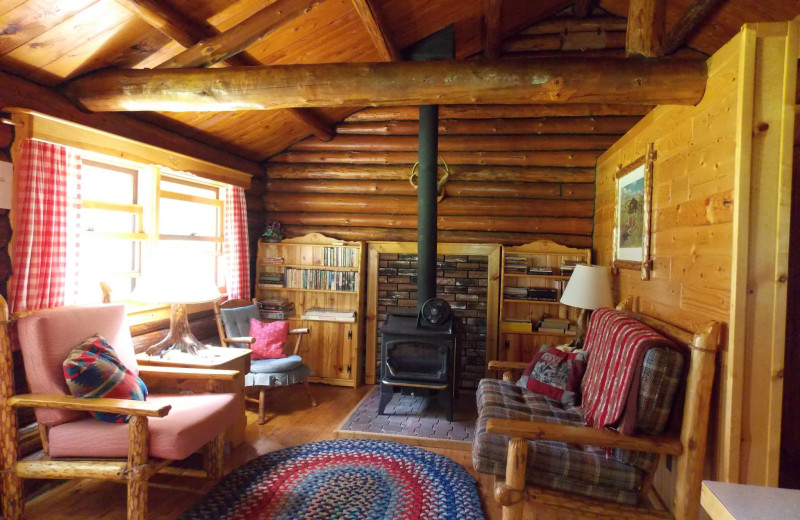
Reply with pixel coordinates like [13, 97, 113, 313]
[378, 384, 393, 415]
[438, 388, 453, 422]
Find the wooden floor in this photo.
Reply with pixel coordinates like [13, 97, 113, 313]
[21, 384, 503, 519]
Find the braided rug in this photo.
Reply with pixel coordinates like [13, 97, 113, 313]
[181, 439, 484, 520]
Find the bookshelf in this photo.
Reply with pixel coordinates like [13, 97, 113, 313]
[499, 240, 591, 362]
[255, 233, 366, 387]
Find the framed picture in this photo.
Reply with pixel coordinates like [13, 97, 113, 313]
[612, 143, 655, 280]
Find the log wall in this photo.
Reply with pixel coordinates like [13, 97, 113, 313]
[265, 105, 649, 247]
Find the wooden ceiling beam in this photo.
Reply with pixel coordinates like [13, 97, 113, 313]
[350, 0, 401, 62]
[66, 58, 707, 112]
[483, 0, 503, 58]
[660, 0, 725, 56]
[626, 0, 666, 57]
[113, 0, 333, 141]
[157, 0, 322, 69]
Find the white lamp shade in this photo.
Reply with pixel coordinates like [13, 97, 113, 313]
[560, 264, 614, 310]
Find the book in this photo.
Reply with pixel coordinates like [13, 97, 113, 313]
[261, 308, 296, 320]
[301, 307, 356, 322]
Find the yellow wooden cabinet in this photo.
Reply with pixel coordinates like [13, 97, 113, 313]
[499, 240, 591, 362]
[255, 233, 365, 387]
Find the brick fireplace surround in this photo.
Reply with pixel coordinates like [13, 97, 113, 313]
[375, 253, 489, 390]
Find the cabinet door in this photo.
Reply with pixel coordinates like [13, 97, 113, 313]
[302, 321, 355, 385]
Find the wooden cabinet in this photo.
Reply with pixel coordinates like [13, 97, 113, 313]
[499, 240, 591, 362]
[255, 233, 365, 387]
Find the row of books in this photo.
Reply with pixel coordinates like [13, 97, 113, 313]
[258, 271, 284, 288]
[322, 247, 358, 267]
[258, 297, 295, 319]
[503, 287, 559, 302]
[504, 255, 528, 275]
[535, 316, 576, 334]
[284, 268, 358, 292]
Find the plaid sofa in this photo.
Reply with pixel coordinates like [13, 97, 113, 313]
[473, 315, 684, 505]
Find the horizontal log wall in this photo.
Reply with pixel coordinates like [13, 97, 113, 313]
[266, 104, 643, 247]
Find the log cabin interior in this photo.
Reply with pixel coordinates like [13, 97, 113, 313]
[0, 0, 799, 519]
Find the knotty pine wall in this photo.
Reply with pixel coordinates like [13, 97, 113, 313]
[264, 105, 649, 248]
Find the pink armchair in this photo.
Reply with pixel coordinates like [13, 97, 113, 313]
[0, 297, 242, 520]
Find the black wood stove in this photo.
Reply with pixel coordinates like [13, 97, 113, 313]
[378, 27, 458, 421]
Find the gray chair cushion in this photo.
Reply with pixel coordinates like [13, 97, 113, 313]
[250, 355, 304, 374]
[220, 304, 260, 348]
[246, 364, 312, 388]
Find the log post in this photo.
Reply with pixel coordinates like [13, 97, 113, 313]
[673, 321, 721, 520]
[203, 434, 225, 481]
[484, 0, 503, 58]
[126, 415, 149, 520]
[626, 0, 666, 57]
[0, 296, 23, 519]
[65, 58, 707, 112]
[502, 437, 528, 520]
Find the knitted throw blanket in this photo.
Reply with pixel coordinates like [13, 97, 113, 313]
[581, 308, 675, 434]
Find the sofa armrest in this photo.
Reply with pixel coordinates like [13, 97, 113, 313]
[137, 366, 239, 381]
[8, 393, 171, 418]
[486, 418, 683, 456]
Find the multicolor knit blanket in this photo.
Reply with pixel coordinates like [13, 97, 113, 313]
[181, 439, 485, 520]
[581, 308, 676, 434]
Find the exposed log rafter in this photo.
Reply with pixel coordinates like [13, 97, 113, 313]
[626, 0, 666, 57]
[66, 58, 707, 113]
[112, 0, 333, 141]
[350, 0, 401, 62]
[483, 0, 503, 58]
[661, 0, 726, 56]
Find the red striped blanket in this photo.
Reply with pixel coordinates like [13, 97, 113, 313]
[581, 308, 675, 434]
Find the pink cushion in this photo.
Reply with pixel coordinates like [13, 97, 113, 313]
[249, 319, 288, 360]
[17, 304, 137, 427]
[47, 393, 239, 460]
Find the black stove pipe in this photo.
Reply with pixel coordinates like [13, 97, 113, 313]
[416, 104, 439, 309]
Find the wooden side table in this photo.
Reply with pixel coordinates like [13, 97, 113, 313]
[136, 346, 251, 448]
[701, 481, 800, 519]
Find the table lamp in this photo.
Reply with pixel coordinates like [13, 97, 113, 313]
[560, 264, 614, 347]
[133, 271, 220, 357]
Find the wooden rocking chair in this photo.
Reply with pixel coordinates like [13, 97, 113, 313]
[476, 298, 721, 520]
[0, 296, 242, 520]
[214, 298, 316, 424]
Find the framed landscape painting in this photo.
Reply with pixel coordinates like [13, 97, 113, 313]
[612, 143, 655, 280]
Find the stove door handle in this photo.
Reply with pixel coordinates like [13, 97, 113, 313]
[386, 360, 398, 377]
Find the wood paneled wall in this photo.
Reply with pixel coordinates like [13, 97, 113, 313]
[595, 22, 798, 501]
[265, 106, 648, 247]
[594, 31, 740, 503]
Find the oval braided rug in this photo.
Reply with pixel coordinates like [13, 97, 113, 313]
[180, 439, 484, 520]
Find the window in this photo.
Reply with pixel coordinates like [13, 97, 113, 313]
[76, 155, 225, 305]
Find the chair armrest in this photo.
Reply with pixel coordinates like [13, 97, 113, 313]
[223, 336, 255, 344]
[488, 361, 529, 372]
[137, 366, 240, 381]
[289, 328, 309, 335]
[8, 393, 171, 418]
[486, 418, 683, 456]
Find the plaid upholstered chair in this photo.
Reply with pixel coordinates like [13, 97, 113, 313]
[474, 300, 720, 520]
[0, 298, 242, 520]
[213, 298, 316, 425]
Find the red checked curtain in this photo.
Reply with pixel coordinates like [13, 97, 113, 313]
[9, 140, 82, 313]
[224, 185, 250, 299]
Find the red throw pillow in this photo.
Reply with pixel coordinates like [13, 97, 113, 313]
[250, 319, 289, 360]
[516, 346, 588, 406]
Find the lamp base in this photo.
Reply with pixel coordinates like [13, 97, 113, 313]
[145, 303, 209, 357]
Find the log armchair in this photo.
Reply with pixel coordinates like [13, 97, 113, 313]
[0, 297, 242, 520]
[214, 298, 316, 425]
[473, 298, 720, 520]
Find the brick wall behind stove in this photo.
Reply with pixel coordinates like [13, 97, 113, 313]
[376, 253, 488, 390]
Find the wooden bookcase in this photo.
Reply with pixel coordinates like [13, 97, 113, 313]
[499, 240, 591, 362]
[255, 233, 366, 387]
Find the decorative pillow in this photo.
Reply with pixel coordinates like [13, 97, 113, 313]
[516, 345, 588, 406]
[63, 334, 148, 423]
[250, 319, 289, 360]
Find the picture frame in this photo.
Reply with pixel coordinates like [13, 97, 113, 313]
[612, 143, 656, 280]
